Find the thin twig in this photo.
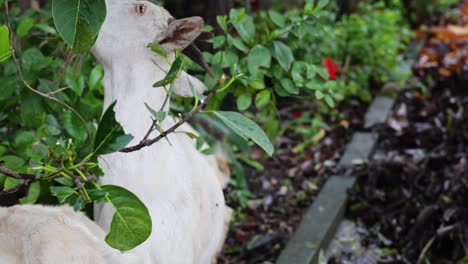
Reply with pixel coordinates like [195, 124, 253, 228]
[3, 1, 92, 141]
[0, 180, 33, 196]
[0, 162, 35, 180]
[120, 74, 226, 153]
[417, 236, 435, 264]
[47, 86, 70, 95]
[0, 162, 35, 196]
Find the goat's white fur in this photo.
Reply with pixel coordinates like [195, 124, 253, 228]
[0, 205, 142, 264]
[91, 1, 229, 263]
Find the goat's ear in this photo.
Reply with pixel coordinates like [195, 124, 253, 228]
[156, 17, 204, 51]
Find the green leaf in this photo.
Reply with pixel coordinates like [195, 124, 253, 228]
[13, 131, 36, 151]
[102, 185, 152, 251]
[94, 102, 134, 155]
[217, 16, 228, 32]
[64, 110, 88, 143]
[144, 103, 166, 123]
[247, 45, 271, 76]
[212, 111, 274, 156]
[325, 95, 335, 107]
[54, 177, 74, 187]
[52, 0, 106, 53]
[0, 25, 12, 63]
[17, 18, 35, 37]
[87, 188, 107, 202]
[4, 177, 23, 189]
[280, 78, 299, 95]
[255, 90, 271, 109]
[237, 93, 252, 111]
[19, 182, 41, 204]
[232, 15, 256, 44]
[272, 41, 294, 71]
[88, 64, 104, 90]
[268, 10, 285, 27]
[0, 156, 26, 176]
[153, 55, 184, 87]
[315, 90, 325, 100]
[209, 36, 226, 49]
[148, 43, 168, 58]
[21, 92, 45, 129]
[228, 35, 248, 53]
[318, 0, 330, 8]
[50, 186, 78, 203]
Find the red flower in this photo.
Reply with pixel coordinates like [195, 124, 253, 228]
[324, 57, 340, 80]
[293, 111, 302, 118]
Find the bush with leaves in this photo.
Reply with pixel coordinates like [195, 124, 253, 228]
[0, 0, 273, 250]
[315, 1, 412, 103]
[198, 1, 337, 139]
[187, 0, 412, 207]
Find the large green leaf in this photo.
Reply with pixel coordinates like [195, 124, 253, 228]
[247, 45, 271, 76]
[52, 0, 106, 53]
[212, 111, 274, 156]
[94, 102, 133, 155]
[102, 185, 152, 251]
[272, 41, 294, 71]
[0, 25, 12, 63]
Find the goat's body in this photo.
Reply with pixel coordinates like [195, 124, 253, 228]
[95, 55, 227, 263]
[0, 205, 141, 264]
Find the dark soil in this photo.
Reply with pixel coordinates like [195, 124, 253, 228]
[332, 3, 468, 263]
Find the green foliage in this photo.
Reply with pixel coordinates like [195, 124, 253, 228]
[311, 1, 412, 102]
[102, 185, 152, 251]
[52, 0, 107, 53]
[0, 2, 151, 250]
[201, 4, 337, 140]
[0, 0, 276, 251]
[211, 111, 274, 156]
[94, 102, 134, 156]
[0, 25, 11, 62]
[402, 0, 459, 25]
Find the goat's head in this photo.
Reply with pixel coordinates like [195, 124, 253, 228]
[92, 0, 204, 64]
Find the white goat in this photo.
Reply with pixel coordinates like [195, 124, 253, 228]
[91, 1, 230, 263]
[0, 204, 141, 264]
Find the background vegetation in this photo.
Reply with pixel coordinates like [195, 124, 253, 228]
[0, 0, 459, 250]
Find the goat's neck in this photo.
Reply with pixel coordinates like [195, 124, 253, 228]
[102, 56, 170, 139]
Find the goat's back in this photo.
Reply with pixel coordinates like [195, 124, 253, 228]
[0, 205, 141, 264]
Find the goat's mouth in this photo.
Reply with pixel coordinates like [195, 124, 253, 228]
[165, 17, 215, 78]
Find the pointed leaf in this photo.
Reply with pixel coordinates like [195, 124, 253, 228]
[52, 0, 106, 53]
[247, 45, 271, 76]
[212, 111, 274, 156]
[0, 25, 12, 63]
[272, 41, 294, 71]
[94, 102, 133, 155]
[153, 55, 184, 87]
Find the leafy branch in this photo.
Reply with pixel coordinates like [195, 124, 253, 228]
[3, 1, 92, 140]
[121, 74, 231, 153]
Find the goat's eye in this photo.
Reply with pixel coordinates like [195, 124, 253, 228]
[134, 4, 147, 15]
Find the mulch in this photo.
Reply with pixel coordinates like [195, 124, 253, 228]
[218, 99, 367, 263]
[332, 2, 468, 263]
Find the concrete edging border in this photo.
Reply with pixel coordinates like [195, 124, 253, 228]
[277, 95, 396, 264]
